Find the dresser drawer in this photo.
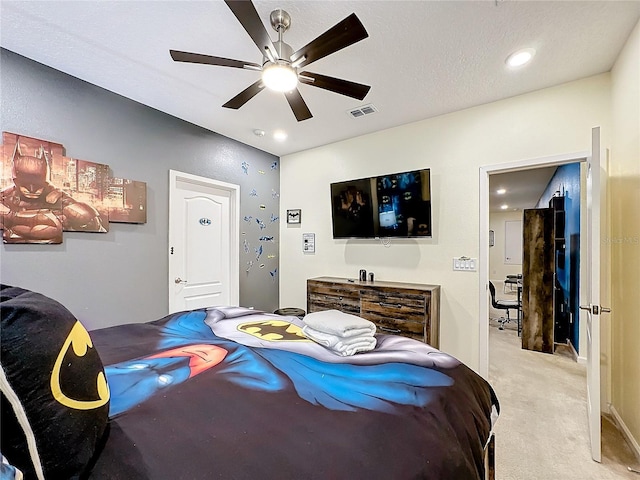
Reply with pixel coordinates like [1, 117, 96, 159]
[307, 281, 360, 315]
[367, 315, 426, 342]
[307, 294, 360, 315]
[308, 281, 360, 299]
[360, 291, 428, 342]
[360, 291, 426, 322]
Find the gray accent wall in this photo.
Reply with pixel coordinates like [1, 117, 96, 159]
[0, 49, 280, 330]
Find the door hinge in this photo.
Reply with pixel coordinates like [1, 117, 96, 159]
[170, 247, 174, 255]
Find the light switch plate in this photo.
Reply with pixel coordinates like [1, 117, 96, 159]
[453, 257, 477, 271]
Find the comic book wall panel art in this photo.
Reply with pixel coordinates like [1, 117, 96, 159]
[60, 157, 109, 233]
[1, 132, 67, 244]
[107, 178, 147, 224]
[1, 132, 146, 244]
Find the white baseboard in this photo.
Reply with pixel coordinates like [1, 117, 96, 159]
[567, 340, 579, 362]
[610, 404, 640, 463]
[567, 339, 587, 364]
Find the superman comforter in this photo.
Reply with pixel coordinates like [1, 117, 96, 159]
[88, 307, 499, 480]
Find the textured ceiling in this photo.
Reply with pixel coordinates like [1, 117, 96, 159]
[2, 0, 639, 160]
[489, 166, 558, 213]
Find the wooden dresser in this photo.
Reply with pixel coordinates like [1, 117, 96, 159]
[307, 276, 441, 348]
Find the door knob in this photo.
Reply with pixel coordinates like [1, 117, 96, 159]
[579, 305, 611, 315]
[175, 277, 187, 284]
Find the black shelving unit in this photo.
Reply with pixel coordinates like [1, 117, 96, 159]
[549, 195, 569, 344]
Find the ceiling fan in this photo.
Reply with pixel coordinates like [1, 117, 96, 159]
[169, 0, 371, 122]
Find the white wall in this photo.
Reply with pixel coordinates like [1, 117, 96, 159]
[489, 210, 524, 283]
[488, 210, 522, 325]
[610, 18, 640, 455]
[280, 74, 611, 369]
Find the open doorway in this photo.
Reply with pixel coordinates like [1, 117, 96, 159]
[487, 166, 555, 335]
[478, 150, 589, 378]
[488, 163, 583, 359]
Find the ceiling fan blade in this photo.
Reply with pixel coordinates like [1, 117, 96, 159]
[290, 13, 368, 69]
[284, 89, 313, 122]
[224, 0, 277, 61]
[299, 72, 370, 100]
[222, 80, 265, 110]
[170, 50, 261, 70]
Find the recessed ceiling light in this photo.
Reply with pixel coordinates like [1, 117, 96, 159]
[501, 204, 509, 210]
[496, 188, 506, 195]
[506, 48, 535, 68]
[273, 130, 287, 141]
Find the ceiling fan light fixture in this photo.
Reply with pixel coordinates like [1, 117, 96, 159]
[262, 62, 298, 92]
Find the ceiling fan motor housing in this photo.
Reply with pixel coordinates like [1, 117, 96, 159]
[267, 10, 294, 64]
[270, 9, 291, 33]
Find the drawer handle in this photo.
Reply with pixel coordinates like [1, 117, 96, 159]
[379, 302, 402, 308]
[379, 326, 402, 334]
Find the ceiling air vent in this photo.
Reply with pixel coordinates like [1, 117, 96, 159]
[348, 104, 378, 118]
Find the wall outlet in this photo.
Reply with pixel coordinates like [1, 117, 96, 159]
[453, 257, 477, 271]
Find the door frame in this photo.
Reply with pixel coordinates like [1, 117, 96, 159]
[478, 150, 589, 379]
[168, 169, 240, 313]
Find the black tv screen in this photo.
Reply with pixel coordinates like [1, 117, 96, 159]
[330, 176, 376, 238]
[331, 168, 432, 239]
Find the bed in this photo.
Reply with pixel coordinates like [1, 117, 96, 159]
[0, 285, 499, 480]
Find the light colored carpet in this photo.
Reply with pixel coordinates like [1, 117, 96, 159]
[489, 325, 639, 479]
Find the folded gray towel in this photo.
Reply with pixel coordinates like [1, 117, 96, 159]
[302, 310, 376, 338]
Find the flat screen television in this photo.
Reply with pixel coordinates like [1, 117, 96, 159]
[330, 168, 432, 239]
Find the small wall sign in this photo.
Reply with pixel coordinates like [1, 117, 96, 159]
[287, 209, 301, 224]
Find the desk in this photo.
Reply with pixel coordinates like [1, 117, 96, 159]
[504, 276, 519, 293]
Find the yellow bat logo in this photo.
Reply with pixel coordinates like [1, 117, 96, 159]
[238, 320, 309, 342]
[50, 321, 110, 410]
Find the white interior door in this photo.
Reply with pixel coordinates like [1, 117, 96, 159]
[169, 170, 239, 313]
[582, 126, 603, 462]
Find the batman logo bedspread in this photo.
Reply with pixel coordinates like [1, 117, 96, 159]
[87, 307, 499, 480]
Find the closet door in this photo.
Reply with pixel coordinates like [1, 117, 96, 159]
[521, 208, 555, 353]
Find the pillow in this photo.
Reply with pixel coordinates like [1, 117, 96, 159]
[0, 285, 110, 479]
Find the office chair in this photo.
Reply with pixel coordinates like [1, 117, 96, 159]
[489, 281, 520, 331]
